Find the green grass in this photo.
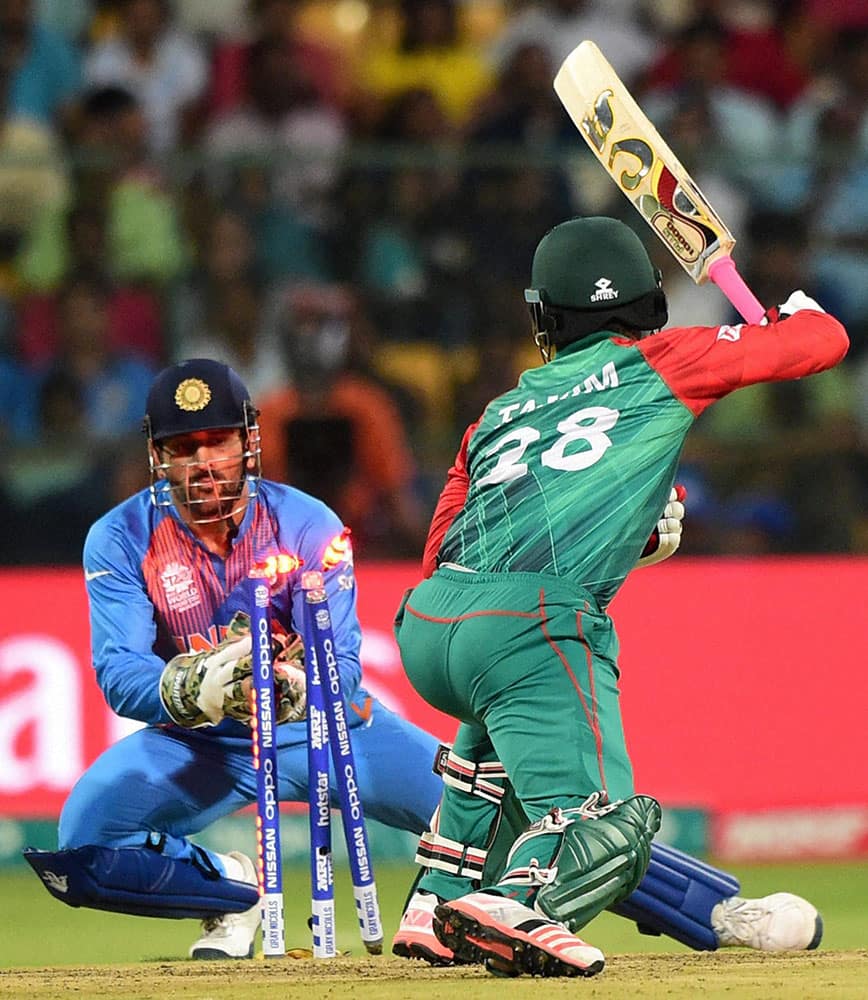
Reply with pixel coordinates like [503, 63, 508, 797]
[1, 859, 866, 967]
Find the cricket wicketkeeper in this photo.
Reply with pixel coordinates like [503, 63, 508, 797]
[23, 358, 443, 960]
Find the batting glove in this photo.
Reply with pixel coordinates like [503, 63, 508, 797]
[762, 289, 825, 324]
[636, 485, 686, 568]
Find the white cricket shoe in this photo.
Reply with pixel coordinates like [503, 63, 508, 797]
[711, 892, 823, 952]
[189, 851, 260, 960]
[433, 891, 605, 978]
[392, 890, 457, 965]
[392, 889, 488, 966]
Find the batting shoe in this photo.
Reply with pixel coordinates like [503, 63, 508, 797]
[392, 889, 488, 966]
[433, 891, 605, 978]
[711, 893, 823, 952]
[392, 890, 456, 965]
[189, 851, 260, 960]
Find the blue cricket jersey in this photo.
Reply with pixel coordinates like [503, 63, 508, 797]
[82, 478, 362, 744]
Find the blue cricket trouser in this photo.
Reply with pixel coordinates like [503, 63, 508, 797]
[59, 698, 443, 867]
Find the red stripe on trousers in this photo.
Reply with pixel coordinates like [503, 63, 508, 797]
[537, 588, 607, 792]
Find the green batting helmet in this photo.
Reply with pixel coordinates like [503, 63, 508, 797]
[525, 217, 668, 352]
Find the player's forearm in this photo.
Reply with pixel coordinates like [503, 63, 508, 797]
[94, 652, 171, 725]
[641, 309, 849, 416]
[743, 310, 849, 384]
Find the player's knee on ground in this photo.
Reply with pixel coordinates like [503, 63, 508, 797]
[23, 843, 258, 919]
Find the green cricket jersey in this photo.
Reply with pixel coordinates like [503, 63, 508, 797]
[433, 313, 849, 606]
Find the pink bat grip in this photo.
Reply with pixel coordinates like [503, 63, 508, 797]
[707, 256, 766, 323]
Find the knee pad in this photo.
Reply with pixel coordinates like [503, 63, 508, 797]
[23, 843, 259, 920]
[500, 792, 661, 933]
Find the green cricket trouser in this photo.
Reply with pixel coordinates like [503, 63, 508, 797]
[395, 566, 635, 820]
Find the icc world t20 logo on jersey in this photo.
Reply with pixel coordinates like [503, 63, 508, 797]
[160, 562, 201, 613]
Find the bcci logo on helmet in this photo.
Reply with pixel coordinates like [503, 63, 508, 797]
[590, 277, 619, 303]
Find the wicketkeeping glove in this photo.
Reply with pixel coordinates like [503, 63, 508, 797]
[268, 628, 307, 725]
[159, 611, 253, 727]
[636, 485, 687, 568]
[159, 612, 307, 727]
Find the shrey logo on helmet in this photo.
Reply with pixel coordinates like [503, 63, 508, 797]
[590, 278, 619, 303]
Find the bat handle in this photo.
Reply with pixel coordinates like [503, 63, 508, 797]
[707, 256, 766, 324]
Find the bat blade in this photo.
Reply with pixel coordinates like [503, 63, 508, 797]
[554, 40, 765, 322]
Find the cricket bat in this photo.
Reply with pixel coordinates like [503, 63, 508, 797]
[554, 40, 765, 323]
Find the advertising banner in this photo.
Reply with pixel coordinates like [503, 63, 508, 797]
[2, 560, 867, 833]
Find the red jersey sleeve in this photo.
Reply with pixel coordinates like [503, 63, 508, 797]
[421, 420, 478, 577]
[638, 310, 849, 417]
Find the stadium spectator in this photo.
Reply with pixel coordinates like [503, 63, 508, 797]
[1, 0, 82, 128]
[784, 27, 868, 330]
[641, 93, 748, 328]
[681, 212, 860, 553]
[205, 34, 345, 233]
[74, 84, 186, 285]
[6, 367, 99, 563]
[461, 41, 578, 295]
[174, 0, 247, 40]
[0, 0, 77, 271]
[175, 274, 287, 399]
[487, 0, 659, 88]
[209, 0, 347, 116]
[641, 1, 820, 111]
[31, 0, 95, 42]
[638, 16, 783, 205]
[257, 283, 428, 557]
[171, 207, 289, 396]
[84, 0, 209, 153]
[357, 0, 494, 127]
[17, 200, 164, 365]
[0, 344, 37, 444]
[469, 39, 573, 143]
[32, 274, 156, 441]
[0, 119, 69, 250]
[346, 87, 470, 348]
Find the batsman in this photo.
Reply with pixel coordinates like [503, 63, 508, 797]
[391, 216, 849, 977]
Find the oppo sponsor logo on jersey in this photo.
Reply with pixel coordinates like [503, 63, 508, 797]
[160, 561, 202, 613]
[497, 361, 619, 424]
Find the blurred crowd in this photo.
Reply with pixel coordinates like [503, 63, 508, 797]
[0, 0, 866, 563]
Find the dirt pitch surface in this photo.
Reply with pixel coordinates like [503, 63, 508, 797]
[2, 951, 866, 1000]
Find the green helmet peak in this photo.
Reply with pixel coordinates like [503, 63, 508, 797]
[525, 216, 668, 358]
